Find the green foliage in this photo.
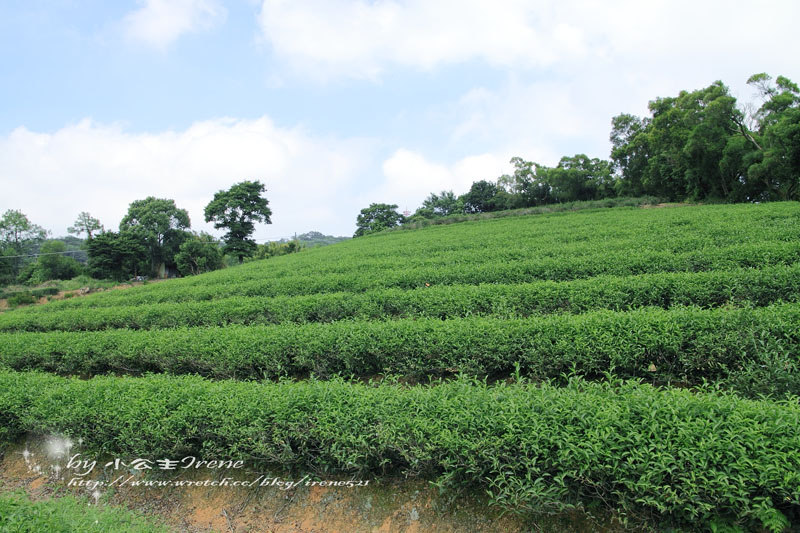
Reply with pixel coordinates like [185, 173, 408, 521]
[23, 203, 799, 309]
[611, 74, 800, 202]
[204, 180, 272, 263]
[414, 190, 464, 218]
[119, 197, 191, 275]
[1, 304, 798, 397]
[745, 73, 800, 201]
[0, 210, 48, 252]
[290, 231, 349, 247]
[2, 202, 800, 530]
[3, 264, 798, 331]
[86, 231, 148, 281]
[0, 209, 48, 283]
[354, 203, 405, 237]
[547, 154, 615, 202]
[0, 490, 169, 532]
[250, 239, 305, 261]
[460, 180, 504, 213]
[174, 233, 223, 276]
[23, 241, 84, 283]
[6, 291, 36, 308]
[1, 371, 799, 530]
[67, 211, 103, 240]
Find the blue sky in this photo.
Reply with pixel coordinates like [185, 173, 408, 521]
[2, 0, 798, 240]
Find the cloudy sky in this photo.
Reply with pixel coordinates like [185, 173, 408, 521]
[1, 0, 798, 240]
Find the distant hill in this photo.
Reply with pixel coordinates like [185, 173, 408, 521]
[278, 230, 349, 248]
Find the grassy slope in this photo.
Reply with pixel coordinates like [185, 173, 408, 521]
[1, 202, 799, 395]
[2, 202, 800, 530]
[0, 490, 169, 532]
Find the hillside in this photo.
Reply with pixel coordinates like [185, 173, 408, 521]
[2, 202, 800, 531]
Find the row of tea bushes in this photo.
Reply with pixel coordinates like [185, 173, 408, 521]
[22, 240, 800, 310]
[2, 304, 798, 397]
[2, 265, 798, 332]
[1, 371, 797, 530]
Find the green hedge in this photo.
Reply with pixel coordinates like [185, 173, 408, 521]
[2, 266, 798, 332]
[1, 371, 797, 530]
[2, 304, 798, 397]
[26, 240, 800, 310]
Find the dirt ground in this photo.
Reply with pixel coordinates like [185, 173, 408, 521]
[0, 437, 623, 533]
[0, 279, 162, 311]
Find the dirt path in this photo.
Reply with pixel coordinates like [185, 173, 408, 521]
[0, 437, 621, 532]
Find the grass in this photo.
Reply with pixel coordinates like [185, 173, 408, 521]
[0, 490, 169, 533]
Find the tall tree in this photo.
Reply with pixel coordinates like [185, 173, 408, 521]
[497, 157, 553, 207]
[414, 190, 464, 218]
[0, 210, 48, 280]
[744, 73, 800, 200]
[354, 203, 405, 237]
[547, 154, 615, 202]
[86, 231, 148, 281]
[119, 197, 191, 276]
[460, 180, 504, 213]
[0, 210, 48, 253]
[204, 180, 272, 264]
[610, 113, 650, 196]
[68, 212, 103, 240]
[174, 233, 224, 276]
[610, 82, 742, 201]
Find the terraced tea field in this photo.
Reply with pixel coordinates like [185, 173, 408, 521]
[1, 202, 799, 531]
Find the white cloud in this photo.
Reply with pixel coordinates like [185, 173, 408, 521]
[257, 0, 800, 84]
[0, 118, 373, 239]
[365, 149, 512, 212]
[123, 0, 226, 49]
[257, 0, 587, 80]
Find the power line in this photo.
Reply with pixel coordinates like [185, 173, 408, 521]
[0, 250, 87, 260]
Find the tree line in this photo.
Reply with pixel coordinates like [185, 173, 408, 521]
[355, 73, 799, 236]
[0, 181, 273, 285]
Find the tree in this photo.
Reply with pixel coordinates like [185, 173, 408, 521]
[610, 82, 743, 201]
[86, 231, 148, 281]
[414, 190, 464, 218]
[460, 180, 503, 213]
[17, 240, 83, 284]
[0, 210, 48, 281]
[68, 212, 103, 240]
[610, 113, 650, 196]
[497, 158, 553, 207]
[204, 180, 272, 264]
[354, 203, 405, 237]
[252, 239, 306, 260]
[175, 233, 224, 276]
[0, 210, 48, 253]
[743, 73, 800, 200]
[120, 197, 191, 276]
[547, 154, 615, 202]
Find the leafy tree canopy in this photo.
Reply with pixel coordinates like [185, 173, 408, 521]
[175, 233, 224, 276]
[354, 203, 405, 237]
[86, 231, 148, 282]
[120, 197, 191, 275]
[460, 180, 503, 213]
[204, 180, 272, 263]
[415, 190, 463, 218]
[0, 210, 48, 253]
[68, 212, 103, 240]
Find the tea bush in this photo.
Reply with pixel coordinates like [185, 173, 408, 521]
[2, 304, 798, 397]
[0, 371, 797, 530]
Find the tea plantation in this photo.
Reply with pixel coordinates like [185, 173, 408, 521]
[1, 202, 799, 530]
